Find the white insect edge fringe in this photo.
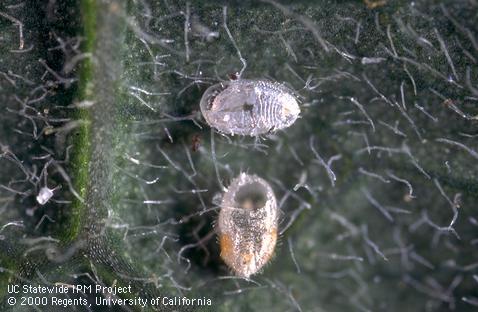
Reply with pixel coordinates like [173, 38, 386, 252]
[200, 79, 300, 136]
[217, 173, 279, 278]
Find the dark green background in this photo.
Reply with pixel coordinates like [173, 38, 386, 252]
[1, 0, 477, 311]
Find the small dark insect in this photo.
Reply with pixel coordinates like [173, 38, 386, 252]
[228, 72, 240, 80]
[191, 134, 201, 152]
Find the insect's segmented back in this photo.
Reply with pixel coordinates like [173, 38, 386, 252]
[217, 173, 278, 278]
[200, 79, 300, 136]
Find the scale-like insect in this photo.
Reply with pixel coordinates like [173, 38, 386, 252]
[217, 173, 278, 278]
[200, 79, 300, 136]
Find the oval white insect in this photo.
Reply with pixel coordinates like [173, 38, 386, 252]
[217, 173, 278, 278]
[200, 79, 300, 136]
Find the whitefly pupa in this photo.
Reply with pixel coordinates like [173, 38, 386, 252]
[217, 173, 278, 278]
[200, 79, 300, 136]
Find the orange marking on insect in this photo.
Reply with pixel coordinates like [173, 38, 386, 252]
[262, 228, 278, 262]
[219, 234, 234, 263]
[241, 253, 253, 265]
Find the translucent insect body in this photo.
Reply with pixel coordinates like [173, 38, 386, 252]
[217, 173, 278, 278]
[200, 80, 300, 136]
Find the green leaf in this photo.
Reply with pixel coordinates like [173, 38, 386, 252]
[1, 1, 478, 311]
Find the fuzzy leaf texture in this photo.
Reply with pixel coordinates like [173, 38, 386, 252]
[0, 0, 478, 311]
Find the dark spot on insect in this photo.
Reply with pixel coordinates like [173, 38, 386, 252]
[243, 103, 254, 112]
[191, 134, 201, 152]
[243, 102, 256, 123]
